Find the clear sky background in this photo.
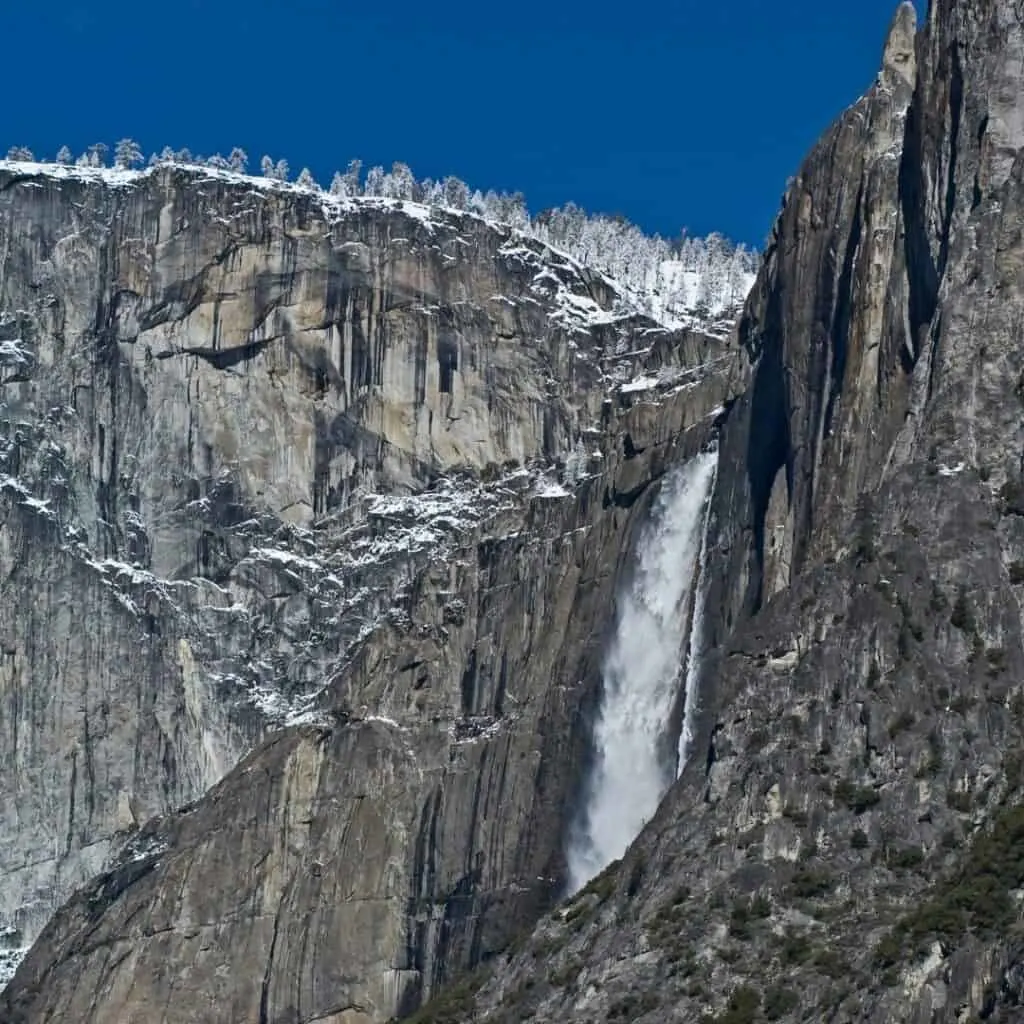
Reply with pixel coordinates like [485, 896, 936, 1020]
[4, 1, 924, 247]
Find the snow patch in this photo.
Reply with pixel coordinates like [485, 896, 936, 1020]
[248, 547, 326, 575]
[0, 945, 27, 990]
[0, 159, 144, 188]
[0, 339, 30, 365]
[500, 239, 625, 333]
[451, 715, 505, 744]
[612, 355, 732, 398]
[348, 483, 497, 567]
[0, 474, 56, 519]
[121, 835, 169, 864]
[532, 477, 572, 499]
[620, 375, 660, 394]
[364, 713, 406, 732]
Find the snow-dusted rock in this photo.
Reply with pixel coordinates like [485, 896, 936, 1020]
[0, 162, 739, 1018]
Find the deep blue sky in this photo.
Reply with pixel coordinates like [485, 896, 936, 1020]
[5, 1, 923, 247]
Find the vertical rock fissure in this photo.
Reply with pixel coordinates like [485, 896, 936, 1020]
[939, 41, 963, 282]
[566, 452, 718, 892]
[747, 326, 792, 608]
[899, 88, 940, 372]
[258, 902, 283, 1024]
[822, 184, 863, 448]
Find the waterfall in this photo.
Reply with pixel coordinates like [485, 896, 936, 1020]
[567, 451, 718, 893]
[676, 452, 718, 775]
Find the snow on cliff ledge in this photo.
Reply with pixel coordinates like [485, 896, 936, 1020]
[0, 159, 756, 333]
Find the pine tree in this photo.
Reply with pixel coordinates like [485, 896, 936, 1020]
[363, 165, 385, 196]
[6, 146, 34, 161]
[389, 161, 415, 200]
[46, 142, 752, 326]
[114, 138, 143, 168]
[505, 191, 529, 228]
[421, 178, 444, 205]
[442, 176, 469, 209]
[485, 190, 528, 227]
[342, 159, 362, 196]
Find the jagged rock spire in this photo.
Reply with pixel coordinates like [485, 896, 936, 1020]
[880, 1, 918, 90]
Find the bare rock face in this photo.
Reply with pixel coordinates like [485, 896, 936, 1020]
[410, 2, 1024, 1022]
[0, 164, 733, 1019]
[26, 0, 1024, 1018]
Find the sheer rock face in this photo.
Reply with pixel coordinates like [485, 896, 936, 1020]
[0, 164, 734, 1019]
[22, 0, 1024, 1018]
[451, 2, 1024, 1022]
[708, 0, 919, 627]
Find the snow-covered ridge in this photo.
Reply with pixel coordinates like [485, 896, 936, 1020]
[0, 156, 756, 332]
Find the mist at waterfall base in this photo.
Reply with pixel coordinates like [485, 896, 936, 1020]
[567, 452, 718, 893]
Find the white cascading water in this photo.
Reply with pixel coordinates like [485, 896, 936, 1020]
[676, 452, 718, 774]
[567, 451, 718, 892]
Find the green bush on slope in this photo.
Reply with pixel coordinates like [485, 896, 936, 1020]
[874, 804, 1024, 966]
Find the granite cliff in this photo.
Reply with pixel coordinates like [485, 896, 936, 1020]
[449, 2, 1024, 1022]
[10, 0, 1024, 1020]
[0, 162, 736, 1020]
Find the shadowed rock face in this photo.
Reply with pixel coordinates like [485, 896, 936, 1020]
[390, 2, 1024, 1022]
[25, 0, 1024, 1017]
[0, 164, 736, 1019]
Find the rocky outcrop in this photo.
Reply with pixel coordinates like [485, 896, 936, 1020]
[398, 1, 1024, 1022]
[21, 0, 1024, 1017]
[0, 162, 735, 1018]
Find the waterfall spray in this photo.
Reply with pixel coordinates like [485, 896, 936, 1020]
[567, 451, 718, 893]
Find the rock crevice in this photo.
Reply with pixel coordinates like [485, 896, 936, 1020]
[0, 164, 736, 1019]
